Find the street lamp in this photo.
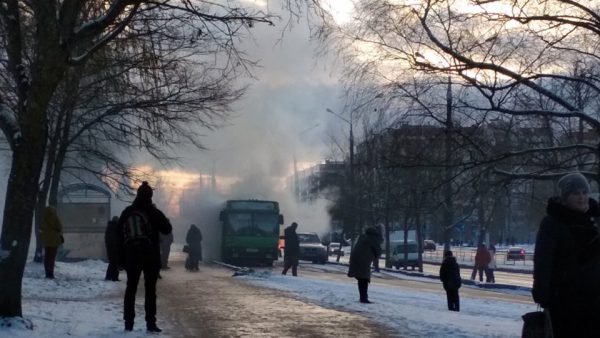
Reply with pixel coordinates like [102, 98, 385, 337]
[325, 93, 383, 239]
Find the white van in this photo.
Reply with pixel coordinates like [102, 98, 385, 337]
[390, 240, 419, 270]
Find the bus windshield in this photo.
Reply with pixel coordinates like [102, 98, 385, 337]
[225, 213, 278, 236]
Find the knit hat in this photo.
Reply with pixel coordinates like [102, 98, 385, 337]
[136, 181, 153, 199]
[444, 250, 453, 258]
[558, 172, 590, 201]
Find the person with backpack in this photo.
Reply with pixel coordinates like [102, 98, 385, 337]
[439, 250, 462, 311]
[117, 181, 172, 333]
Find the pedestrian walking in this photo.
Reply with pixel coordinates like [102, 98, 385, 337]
[105, 216, 120, 281]
[117, 181, 172, 333]
[281, 222, 300, 276]
[439, 250, 461, 311]
[41, 206, 63, 279]
[160, 231, 174, 270]
[185, 224, 203, 271]
[347, 226, 382, 303]
[533, 172, 600, 338]
[485, 245, 496, 283]
[470, 243, 490, 282]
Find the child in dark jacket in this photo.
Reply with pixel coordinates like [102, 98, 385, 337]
[439, 250, 462, 311]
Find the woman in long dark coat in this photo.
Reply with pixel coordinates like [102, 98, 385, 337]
[104, 216, 121, 281]
[185, 224, 203, 271]
[533, 172, 600, 338]
[347, 226, 382, 303]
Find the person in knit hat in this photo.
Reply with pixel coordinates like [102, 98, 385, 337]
[533, 172, 600, 337]
[117, 181, 172, 333]
[558, 172, 591, 210]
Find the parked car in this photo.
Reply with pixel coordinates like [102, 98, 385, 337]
[297, 232, 328, 264]
[390, 240, 419, 270]
[423, 240, 436, 251]
[506, 247, 526, 261]
[328, 242, 345, 256]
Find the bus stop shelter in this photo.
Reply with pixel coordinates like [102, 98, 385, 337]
[56, 183, 111, 260]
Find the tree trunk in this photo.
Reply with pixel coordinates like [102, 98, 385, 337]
[0, 20, 66, 314]
[0, 142, 46, 316]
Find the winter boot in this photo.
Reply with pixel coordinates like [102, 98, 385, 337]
[124, 321, 133, 331]
[147, 324, 162, 333]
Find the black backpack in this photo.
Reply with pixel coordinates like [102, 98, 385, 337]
[123, 209, 152, 246]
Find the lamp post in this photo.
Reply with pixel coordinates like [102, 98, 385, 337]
[326, 93, 382, 240]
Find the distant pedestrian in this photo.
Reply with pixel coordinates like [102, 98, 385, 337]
[439, 250, 461, 311]
[347, 226, 383, 303]
[160, 231, 174, 270]
[117, 181, 172, 333]
[281, 222, 300, 276]
[41, 206, 63, 279]
[485, 245, 496, 283]
[533, 172, 600, 338]
[105, 216, 120, 281]
[470, 243, 490, 282]
[185, 224, 203, 271]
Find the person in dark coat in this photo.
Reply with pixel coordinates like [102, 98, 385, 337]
[117, 181, 172, 333]
[160, 231, 174, 270]
[185, 224, 203, 271]
[105, 216, 121, 281]
[282, 222, 300, 276]
[347, 226, 382, 303]
[41, 206, 63, 279]
[439, 250, 461, 311]
[533, 172, 600, 338]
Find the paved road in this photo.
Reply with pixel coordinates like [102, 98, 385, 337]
[156, 252, 395, 337]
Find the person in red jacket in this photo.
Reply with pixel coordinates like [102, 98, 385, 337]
[470, 243, 490, 282]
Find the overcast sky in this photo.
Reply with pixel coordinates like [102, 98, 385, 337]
[171, 1, 346, 179]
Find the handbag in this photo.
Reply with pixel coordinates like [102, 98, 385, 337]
[522, 308, 553, 338]
[182, 245, 189, 253]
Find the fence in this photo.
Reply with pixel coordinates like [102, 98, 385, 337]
[421, 247, 533, 266]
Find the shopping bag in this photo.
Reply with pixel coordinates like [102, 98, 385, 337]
[522, 309, 553, 338]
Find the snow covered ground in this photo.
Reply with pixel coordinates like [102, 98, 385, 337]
[238, 268, 536, 338]
[1, 258, 536, 337]
[0, 260, 146, 338]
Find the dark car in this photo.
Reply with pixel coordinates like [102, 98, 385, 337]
[297, 232, 328, 264]
[423, 240, 436, 251]
[506, 247, 526, 261]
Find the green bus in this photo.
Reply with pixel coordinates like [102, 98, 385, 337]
[219, 199, 284, 266]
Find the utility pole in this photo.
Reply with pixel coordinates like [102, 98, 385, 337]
[444, 75, 454, 251]
[326, 93, 382, 241]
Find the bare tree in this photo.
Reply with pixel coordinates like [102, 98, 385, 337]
[0, 0, 296, 317]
